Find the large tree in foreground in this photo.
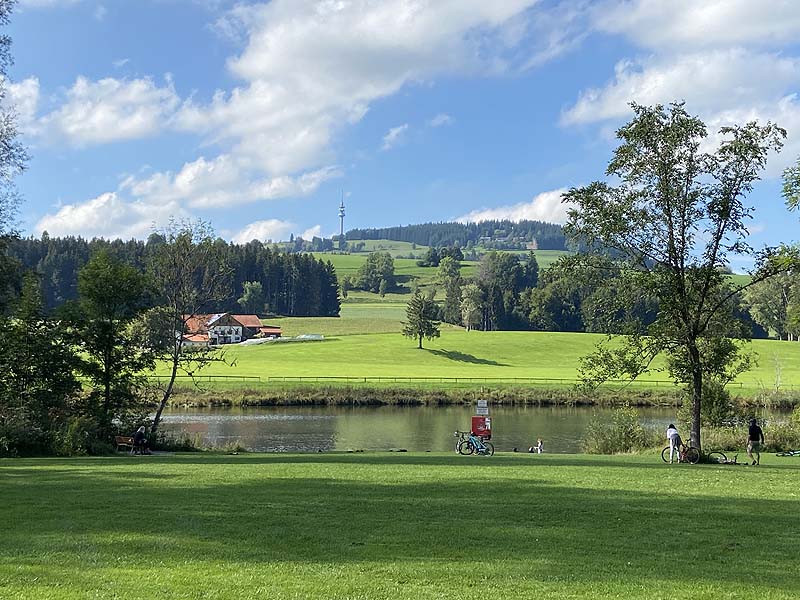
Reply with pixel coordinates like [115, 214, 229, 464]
[0, 0, 28, 313]
[147, 220, 232, 436]
[564, 102, 790, 451]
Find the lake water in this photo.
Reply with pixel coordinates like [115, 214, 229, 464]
[160, 405, 680, 453]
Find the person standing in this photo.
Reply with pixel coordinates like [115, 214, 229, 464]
[666, 423, 682, 464]
[747, 418, 765, 466]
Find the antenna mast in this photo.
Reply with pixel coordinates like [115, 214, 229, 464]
[338, 191, 346, 250]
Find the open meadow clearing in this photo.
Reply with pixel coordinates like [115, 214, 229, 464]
[165, 324, 800, 393]
[2, 453, 799, 599]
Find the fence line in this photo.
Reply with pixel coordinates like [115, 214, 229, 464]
[145, 374, 798, 390]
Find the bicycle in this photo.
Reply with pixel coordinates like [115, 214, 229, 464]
[453, 431, 470, 454]
[706, 450, 739, 464]
[776, 449, 800, 457]
[456, 432, 494, 456]
[661, 443, 700, 464]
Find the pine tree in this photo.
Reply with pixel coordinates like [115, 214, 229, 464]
[401, 291, 440, 349]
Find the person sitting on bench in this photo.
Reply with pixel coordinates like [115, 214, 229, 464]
[132, 426, 149, 455]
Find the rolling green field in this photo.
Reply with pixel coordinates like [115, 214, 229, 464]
[314, 249, 570, 282]
[3, 453, 798, 599]
[175, 320, 800, 392]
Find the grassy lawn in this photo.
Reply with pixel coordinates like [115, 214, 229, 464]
[169, 326, 800, 392]
[2, 453, 798, 599]
[269, 303, 412, 336]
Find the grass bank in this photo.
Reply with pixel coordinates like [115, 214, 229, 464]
[2, 453, 798, 599]
[165, 382, 685, 407]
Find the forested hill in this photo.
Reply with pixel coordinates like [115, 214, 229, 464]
[345, 220, 568, 250]
[8, 235, 340, 317]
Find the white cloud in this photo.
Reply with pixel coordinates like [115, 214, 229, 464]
[93, 4, 106, 20]
[428, 113, 454, 127]
[39, 76, 180, 146]
[112, 58, 130, 69]
[18, 0, 83, 7]
[381, 124, 409, 151]
[175, 0, 541, 174]
[4, 77, 40, 132]
[457, 188, 571, 224]
[121, 156, 340, 209]
[593, 0, 800, 51]
[232, 219, 295, 244]
[562, 50, 800, 126]
[300, 225, 322, 240]
[561, 45, 800, 173]
[34, 192, 186, 239]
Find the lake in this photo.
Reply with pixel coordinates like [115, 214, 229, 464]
[161, 405, 681, 453]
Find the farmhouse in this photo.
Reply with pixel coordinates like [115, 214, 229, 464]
[182, 313, 282, 346]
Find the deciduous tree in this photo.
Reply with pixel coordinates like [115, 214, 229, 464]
[71, 250, 151, 433]
[565, 102, 789, 450]
[147, 220, 232, 436]
[237, 281, 266, 315]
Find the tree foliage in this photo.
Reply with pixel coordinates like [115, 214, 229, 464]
[9, 235, 341, 317]
[743, 269, 800, 341]
[146, 220, 232, 435]
[237, 281, 266, 315]
[0, 0, 27, 314]
[402, 290, 441, 349]
[0, 274, 81, 455]
[347, 219, 568, 250]
[70, 250, 152, 433]
[564, 102, 788, 450]
[352, 251, 395, 293]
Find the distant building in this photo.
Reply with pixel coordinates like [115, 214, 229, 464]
[181, 313, 282, 346]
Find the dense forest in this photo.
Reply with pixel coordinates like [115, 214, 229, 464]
[8, 234, 340, 317]
[346, 220, 569, 250]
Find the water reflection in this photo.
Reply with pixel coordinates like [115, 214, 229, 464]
[161, 405, 679, 453]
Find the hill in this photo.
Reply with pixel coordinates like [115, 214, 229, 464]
[346, 219, 569, 250]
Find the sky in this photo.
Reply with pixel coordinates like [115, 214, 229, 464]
[4, 0, 800, 266]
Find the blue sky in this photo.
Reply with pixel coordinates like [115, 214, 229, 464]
[5, 0, 800, 266]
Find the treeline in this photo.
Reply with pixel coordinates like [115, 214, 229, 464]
[434, 252, 770, 337]
[8, 234, 340, 316]
[346, 220, 569, 250]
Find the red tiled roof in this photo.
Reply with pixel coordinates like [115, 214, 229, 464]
[259, 326, 282, 333]
[231, 314, 263, 329]
[183, 314, 211, 334]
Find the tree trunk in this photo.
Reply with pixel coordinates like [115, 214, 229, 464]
[688, 342, 703, 451]
[150, 351, 179, 436]
[418, 334, 423, 349]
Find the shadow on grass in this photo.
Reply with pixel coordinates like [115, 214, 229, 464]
[425, 348, 508, 366]
[7, 453, 789, 471]
[4, 455, 800, 596]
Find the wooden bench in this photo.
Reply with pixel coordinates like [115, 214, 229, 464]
[115, 436, 135, 453]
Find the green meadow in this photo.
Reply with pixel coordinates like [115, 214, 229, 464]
[174, 316, 800, 393]
[158, 249, 785, 396]
[313, 249, 570, 286]
[3, 453, 798, 599]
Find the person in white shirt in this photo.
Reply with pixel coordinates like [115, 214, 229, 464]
[666, 423, 682, 464]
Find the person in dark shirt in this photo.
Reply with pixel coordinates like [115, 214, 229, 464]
[746, 418, 765, 466]
[133, 426, 149, 455]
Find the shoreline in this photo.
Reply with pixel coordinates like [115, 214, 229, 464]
[165, 384, 686, 408]
[163, 383, 799, 409]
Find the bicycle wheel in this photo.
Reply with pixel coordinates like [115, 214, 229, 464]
[707, 451, 727, 464]
[483, 442, 494, 457]
[684, 447, 700, 464]
[661, 446, 672, 463]
[458, 440, 474, 455]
